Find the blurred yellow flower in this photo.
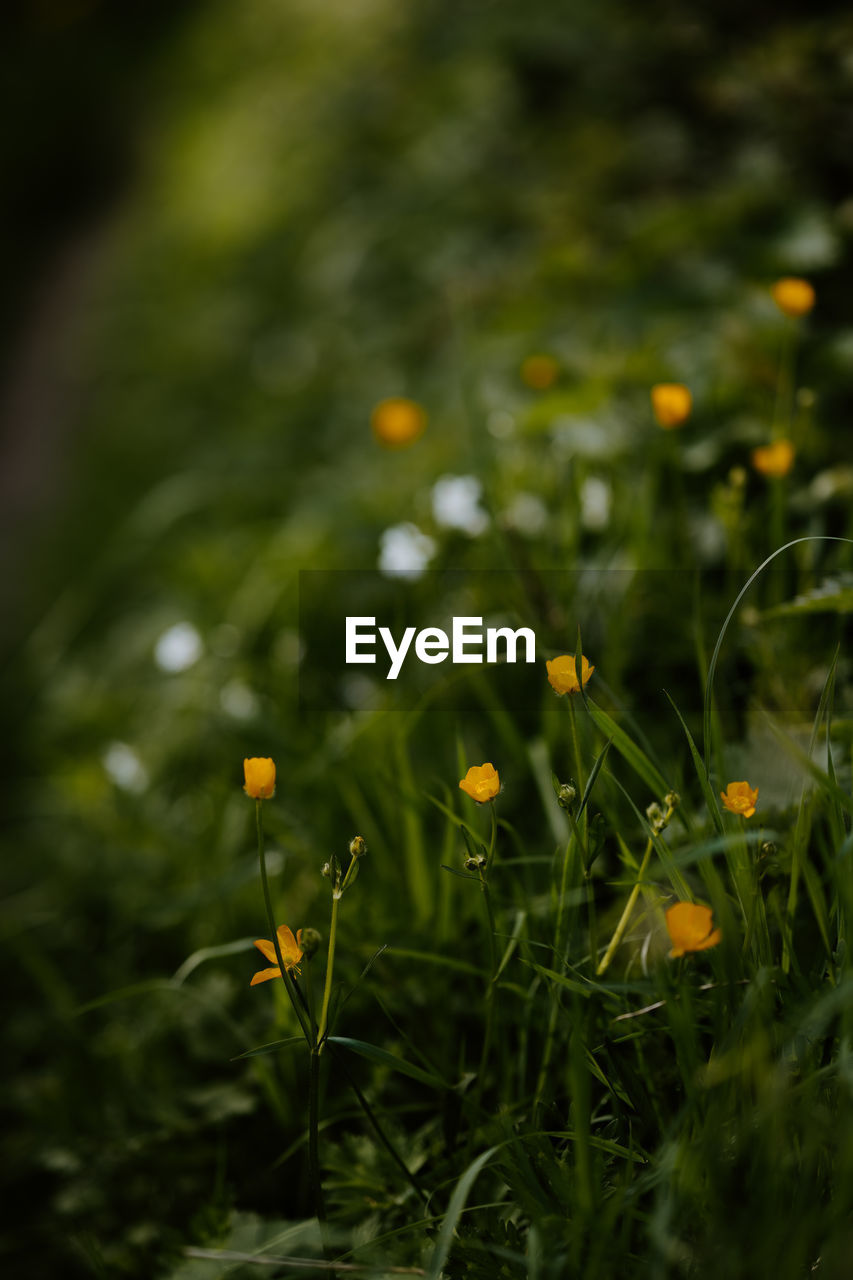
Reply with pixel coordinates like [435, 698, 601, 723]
[521, 354, 560, 390]
[371, 397, 427, 448]
[250, 924, 304, 985]
[546, 654, 595, 695]
[771, 277, 815, 317]
[751, 439, 795, 478]
[459, 762, 500, 803]
[651, 383, 692, 429]
[244, 757, 276, 799]
[665, 902, 722, 958]
[720, 780, 758, 818]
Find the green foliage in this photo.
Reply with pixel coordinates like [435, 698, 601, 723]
[3, 0, 853, 1277]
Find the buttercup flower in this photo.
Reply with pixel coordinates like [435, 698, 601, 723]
[244, 757, 276, 800]
[665, 902, 722, 958]
[720, 780, 759, 818]
[751, 440, 795, 478]
[521, 354, 560, 390]
[371, 397, 427, 448]
[546, 654, 595, 695]
[651, 383, 692, 429]
[459, 763, 501, 803]
[250, 924, 304, 985]
[771, 277, 815, 318]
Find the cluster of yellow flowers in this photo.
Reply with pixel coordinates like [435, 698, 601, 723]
[649, 276, 813, 478]
[245, 645, 763, 974]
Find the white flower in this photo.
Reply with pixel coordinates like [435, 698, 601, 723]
[378, 523, 437, 580]
[502, 492, 548, 536]
[103, 742, 148, 793]
[579, 476, 612, 531]
[154, 621, 203, 672]
[431, 475, 489, 536]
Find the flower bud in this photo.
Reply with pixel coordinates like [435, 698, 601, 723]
[299, 927, 323, 959]
[646, 801, 669, 834]
[322, 861, 332, 879]
[243, 757, 276, 800]
[349, 835, 368, 859]
[556, 782, 577, 810]
[665, 791, 680, 811]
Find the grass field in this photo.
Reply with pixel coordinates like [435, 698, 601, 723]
[3, 2, 853, 1277]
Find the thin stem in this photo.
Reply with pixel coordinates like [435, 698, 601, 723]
[308, 1051, 326, 1220]
[568, 697, 585, 794]
[597, 797, 677, 978]
[316, 893, 340, 1051]
[470, 803, 499, 1123]
[256, 801, 312, 1044]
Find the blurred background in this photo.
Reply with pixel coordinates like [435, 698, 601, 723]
[3, 0, 853, 1275]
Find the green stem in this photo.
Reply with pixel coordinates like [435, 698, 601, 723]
[596, 835, 655, 977]
[470, 803, 499, 1122]
[316, 892, 340, 1050]
[568, 698, 585, 794]
[256, 801, 311, 1044]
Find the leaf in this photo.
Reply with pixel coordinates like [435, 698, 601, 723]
[231, 1035, 306, 1061]
[761, 578, 853, 618]
[664, 690, 724, 837]
[583, 697, 670, 799]
[424, 1145, 500, 1280]
[440, 864, 480, 880]
[326, 1036, 450, 1090]
[578, 737, 612, 820]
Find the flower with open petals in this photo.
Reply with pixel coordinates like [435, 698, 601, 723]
[546, 654, 595, 695]
[521, 354, 560, 390]
[720, 780, 758, 818]
[371, 397, 427, 448]
[651, 383, 692, 429]
[751, 440, 795, 478]
[459, 763, 500, 803]
[250, 924, 304, 985]
[665, 902, 722, 958]
[244, 757, 276, 800]
[771, 277, 815, 318]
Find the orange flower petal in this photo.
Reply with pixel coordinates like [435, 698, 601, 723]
[771, 277, 815, 317]
[459, 762, 500, 802]
[651, 383, 692, 429]
[666, 902, 722, 957]
[254, 937, 278, 964]
[250, 966, 282, 986]
[720, 781, 758, 818]
[545, 654, 595, 696]
[244, 757, 276, 799]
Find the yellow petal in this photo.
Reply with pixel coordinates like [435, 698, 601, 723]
[254, 937, 278, 964]
[250, 966, 282, 986]
[665, 902, 721, 957]
[244, 757, 276, 799]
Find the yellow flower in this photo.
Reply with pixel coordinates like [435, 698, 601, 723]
[720, 780, 758, 818]
[250, 924, 304, 985]
[459, 763, 500, 803]
[370, 397, 427, 448]
[651, 383, 692, 429]
[771, 277, 815, 318]
[243, 757, 276, 800]
[546, 654, 595, 695]
[751, 439, 795, 478]
[665, 902, 722, 958]
[521, 354, 560, 390]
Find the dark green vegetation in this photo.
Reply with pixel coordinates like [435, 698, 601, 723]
[3, 1, 853, 1277]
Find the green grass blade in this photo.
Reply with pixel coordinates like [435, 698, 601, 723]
[327, 1036, 450, 1090]
[424, 1146, 500, 1280]
[664, 689, 724, 837]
